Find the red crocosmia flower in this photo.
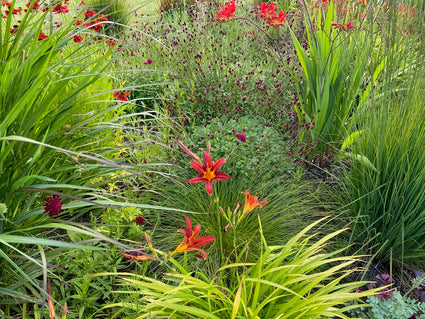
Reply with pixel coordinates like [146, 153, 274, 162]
[75, 20, 83, 25]
[273, 10, 288, 27]
[6, 8, 20, 14]
[172, 216, 215, 259]
[143, 58, 153, 65]
[236, 133, 247, 142]
[83, 9, 96, 18]
[135, 215, 145, 225]
[2, 1, 12, 7]
[242, 190, 268, 216]
[121, 246, 155, 261]
[343, 21, 355, 30]
[259, 2, 277, 21]
[52, 4, 68, 13]
[44, 195, 62, 217]
[25, 1, 39, 11]
[73, 35, 83, 42]
[113, 90, 130, 101]
[38, 31, 49, 41]
[331, 22, 340, 29]
[216, 0, 236, 21]
[187, 148, 231, 196]
[106, 40, 116, 46]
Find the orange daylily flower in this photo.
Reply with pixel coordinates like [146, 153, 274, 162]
[177, 140, 230, 196]
[121, 246, 156, 261]
[242, 190, 268, 216]
[172, 216, 215, 259]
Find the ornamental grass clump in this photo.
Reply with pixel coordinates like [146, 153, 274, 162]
[103, 218, 379, 318]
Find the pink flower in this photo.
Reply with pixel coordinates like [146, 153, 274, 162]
[44, 195, 62, 216]
[143, 58, 153, 65]
[236, 133, 247, 142]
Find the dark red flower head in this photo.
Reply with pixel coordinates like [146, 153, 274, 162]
[135, 215, 145, 225]
[44, 195, 62, 216]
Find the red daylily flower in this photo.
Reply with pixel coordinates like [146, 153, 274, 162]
[44, 195, 62, 216]
[113, 90, 130, 101]
[216, 0, 236, 21]
[172, 216, 215, 259]
[187, 149, 230, 196]
[242, 190, 268, 216]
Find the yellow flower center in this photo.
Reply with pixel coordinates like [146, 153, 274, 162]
[202, 167, 216, 182]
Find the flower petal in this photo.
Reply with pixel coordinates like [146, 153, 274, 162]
[205, 180, 213, 195]
[190, 160, 204, 174]
[203, 151, 213, 169]
[187, 176, 205, 183]
[193, 235, 216, 247]
[214, 172, 231, 181]
[184, 215, 192, 238]
[213, 157, 226, 170]
[177, 140, 202, 163]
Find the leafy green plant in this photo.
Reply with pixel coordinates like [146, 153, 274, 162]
[177, 115, 292, 178]
[341, 21, 425, 264]
[290, 0, 385, 165]
[101, 218, 378, 318]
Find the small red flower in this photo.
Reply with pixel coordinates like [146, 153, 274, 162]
[216, 0, 236, 21]
[38, 31, 49, 41]
[106, 40, 116, 46]
[52, 4, 68, 13]
[172, 216, 215, 259]
[135, 216, 145, 225]
[73, 35, 83, 42]
[113, 90, 130, 101]
[44, 195, 62, 217]
[25, 1, 39, 11]
[143, 58, 153, 65]
[75, 20, 83, 25]
[83, 9, 96, 18]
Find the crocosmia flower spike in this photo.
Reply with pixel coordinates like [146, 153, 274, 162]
[172, 216, 215, 259]
[216, 0, 236, 21]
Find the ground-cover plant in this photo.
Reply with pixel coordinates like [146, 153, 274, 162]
[100, 218, 379, 318]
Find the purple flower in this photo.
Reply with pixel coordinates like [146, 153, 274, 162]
[236, 133, 247, 142]
[143, 58, 153, 65]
